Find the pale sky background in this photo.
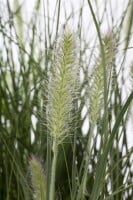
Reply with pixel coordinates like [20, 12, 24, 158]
[2, 0, 133, 148]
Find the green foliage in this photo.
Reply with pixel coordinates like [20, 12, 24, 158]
[0, 0, 133, 200]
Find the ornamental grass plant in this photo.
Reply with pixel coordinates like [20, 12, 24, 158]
[0, 0, 133, 200]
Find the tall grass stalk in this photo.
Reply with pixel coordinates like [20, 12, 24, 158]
[47, 31, 79, 200]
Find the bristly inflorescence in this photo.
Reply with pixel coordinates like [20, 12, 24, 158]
[88, 32, 116, 124]
[47, 31, 79, 143]
[29, 156, 46, 200]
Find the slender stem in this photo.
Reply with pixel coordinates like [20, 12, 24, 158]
[77, 125, 94, 200]
[82, 125, 94, 196]
[49, 140, 58, 200]
[46, 137, 52, 200]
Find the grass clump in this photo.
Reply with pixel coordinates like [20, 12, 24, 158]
[0, 0, 133, 200]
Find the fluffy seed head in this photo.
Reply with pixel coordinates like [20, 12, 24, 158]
[88, 32, 116, 123]
[29, 156, 46, 200]
[47, 31, 79, 143]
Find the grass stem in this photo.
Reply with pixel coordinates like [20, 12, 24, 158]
[49, 140, 58, 200]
